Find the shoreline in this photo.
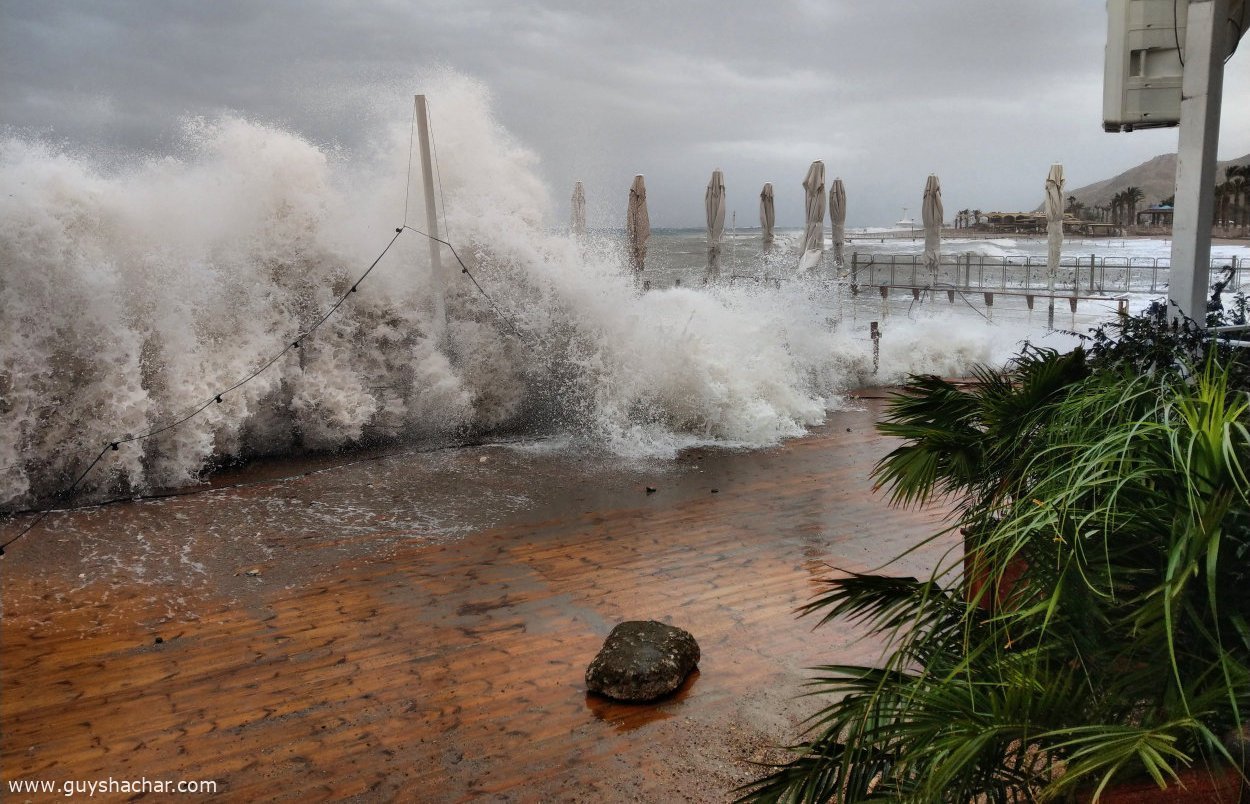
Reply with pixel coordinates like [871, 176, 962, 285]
[1, 400, 953, 801]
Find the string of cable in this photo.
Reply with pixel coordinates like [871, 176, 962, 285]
[1, 108, 535, 556]
[427, 101, 454, 244]
[0, 220, 526, 554]
[403, 102, 417, 226]
[0, 229, 404, 555]
[407, 100, 525, 339]
[414, 103, 530, 339]
[410, 101, 526, 335]
[1175, 0, 1186, 67]
[1172, 0, 1247, 66]
[1228, 0, 1248, 62]
[402, 225, 529, 340]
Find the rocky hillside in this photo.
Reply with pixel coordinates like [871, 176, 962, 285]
[1063, 152, 1250, 210]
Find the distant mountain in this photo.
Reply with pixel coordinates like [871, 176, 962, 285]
[1059, 152, 1250, 211]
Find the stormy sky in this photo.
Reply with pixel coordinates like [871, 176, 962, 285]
[2, 0, 1248, 228]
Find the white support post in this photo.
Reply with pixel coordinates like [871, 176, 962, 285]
[415, 95, 447, 340]
[1169, 0, 1229, 324]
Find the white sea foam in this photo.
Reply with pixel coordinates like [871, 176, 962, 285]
[0, 72, 1052, 507]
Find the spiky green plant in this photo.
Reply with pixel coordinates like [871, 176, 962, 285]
[741, 354, 1250, 803]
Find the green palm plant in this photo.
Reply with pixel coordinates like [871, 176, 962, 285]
[741, 337, 1250, 802]
[871, 347, 1088, 516]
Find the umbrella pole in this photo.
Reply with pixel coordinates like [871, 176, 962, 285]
[415, 95, 447, 343]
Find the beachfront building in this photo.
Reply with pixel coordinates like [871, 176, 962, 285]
[1137, 204, 1174, 226]
[980, 211, 1119, 236]
[1135, 204, 1175, 230]
[984, 212, 1047, 233]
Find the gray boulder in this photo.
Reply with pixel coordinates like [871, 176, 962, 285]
[585, 620, 700, 702]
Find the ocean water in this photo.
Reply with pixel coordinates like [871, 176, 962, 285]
[638, 228, 1249, 287]
[2, 72, 1245, 510]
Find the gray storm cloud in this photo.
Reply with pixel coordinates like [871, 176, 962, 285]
[2, 0, 1247, 227]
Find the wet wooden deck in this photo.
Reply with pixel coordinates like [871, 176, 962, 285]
[1, 400, 951, 801]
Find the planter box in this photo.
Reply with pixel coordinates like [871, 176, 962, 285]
[1083, 764, 1244, 802]
[961, 527, 1027, 614]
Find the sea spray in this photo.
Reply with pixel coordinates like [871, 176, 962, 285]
[1, 72, 1009, 509]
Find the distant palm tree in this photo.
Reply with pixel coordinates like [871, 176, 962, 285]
[1215, 181, 1232, 231]
[1226, 165, 1248, 235]
[1123, 186, 1144, 228]
[1240, 165, 1250, 235]
[973, 209, 982, 227]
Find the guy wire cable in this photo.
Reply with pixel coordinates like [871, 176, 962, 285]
[401, 225, 531, 342]
[3, 104, 537, 557]
[426, 100, 454, 245]
[403, 102, 416, 227]
[0, 228, 403, 556]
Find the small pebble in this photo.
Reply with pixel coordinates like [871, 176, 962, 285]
[711, 488, 719, 494]
[645, 486, 657, 494]
[154, 636, 164, 645]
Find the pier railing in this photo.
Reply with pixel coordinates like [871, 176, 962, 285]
[848, 252, 1246, 296]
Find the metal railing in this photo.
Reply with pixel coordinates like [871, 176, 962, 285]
[848, 253, 1245, 296]
[1209, 323, 1250, 348]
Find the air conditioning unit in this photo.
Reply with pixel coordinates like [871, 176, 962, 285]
[1104, 0, 1186, 131]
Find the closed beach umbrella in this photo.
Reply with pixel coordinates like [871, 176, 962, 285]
[705, 169, 726, 277]
[760, 182, 775, 252]
[627, 174, 650, 273]
[571, 181, 586, 237]
[798, 160, 826, 271]
[829, 178, 847, 268]
[922, 174, 943, 280]
[1044, 164, 1064, 291]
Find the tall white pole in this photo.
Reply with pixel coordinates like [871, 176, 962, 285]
[415, 95, 447, 339]
[1169, 0, 1229, 324]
